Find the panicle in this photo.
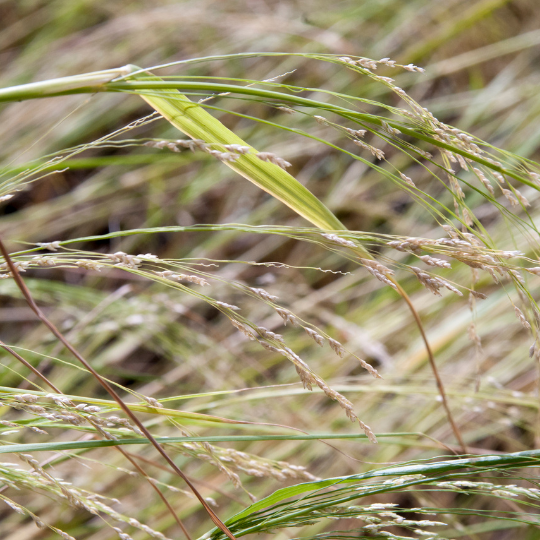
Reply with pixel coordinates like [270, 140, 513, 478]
[276, 347, 376, 440]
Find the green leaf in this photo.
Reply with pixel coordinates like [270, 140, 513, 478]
[124, 65, 347, 233]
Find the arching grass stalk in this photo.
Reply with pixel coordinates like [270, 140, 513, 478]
[120, 66, 466, 453]
[1, 62, 537, 187]
[0, 56, 499, 451]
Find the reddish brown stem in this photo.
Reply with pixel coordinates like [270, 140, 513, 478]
[394, 280, 467, 454]
[0, 238, 236, 540]
[0, 343, 192, 540]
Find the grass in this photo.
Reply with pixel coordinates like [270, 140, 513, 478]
[2, 1, 540, 539]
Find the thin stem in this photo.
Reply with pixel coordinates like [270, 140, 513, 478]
[0, 332, 191, 540]
[394, 280, 467, 454]
[0, 73, 532, 187]
[0, 237, 236, 540]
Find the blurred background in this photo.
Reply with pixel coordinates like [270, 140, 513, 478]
[1, 1, 540, 539]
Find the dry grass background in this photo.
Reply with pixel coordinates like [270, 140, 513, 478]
[2, 0, 540, 539]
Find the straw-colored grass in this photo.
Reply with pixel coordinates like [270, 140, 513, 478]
[1, 2, 540, 539]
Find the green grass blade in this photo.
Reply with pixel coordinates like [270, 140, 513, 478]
[218, 449, 540, 531]
[0, 432, 415, 454]
[124, 65, 346, 232]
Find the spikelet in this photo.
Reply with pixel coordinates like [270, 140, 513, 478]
[501, 188, 519, 207]
[256, 152, 291, 169]
[353, 139, 385, 160]
[250, 287, 278, 302]
[37, 241, 61, 251]
[215, 301, 240, 311]
[305, 327, 325, 346]
[400, 172, 416, 187]
[328, 338, 346, 357]
[275, 307, 300, 326]
[514, 306, 531, 331]
[322, 233, 356, 248]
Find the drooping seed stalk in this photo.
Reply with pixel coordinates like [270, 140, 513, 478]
[122, 66, 465, 453]
[0, 64, 465, 451]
